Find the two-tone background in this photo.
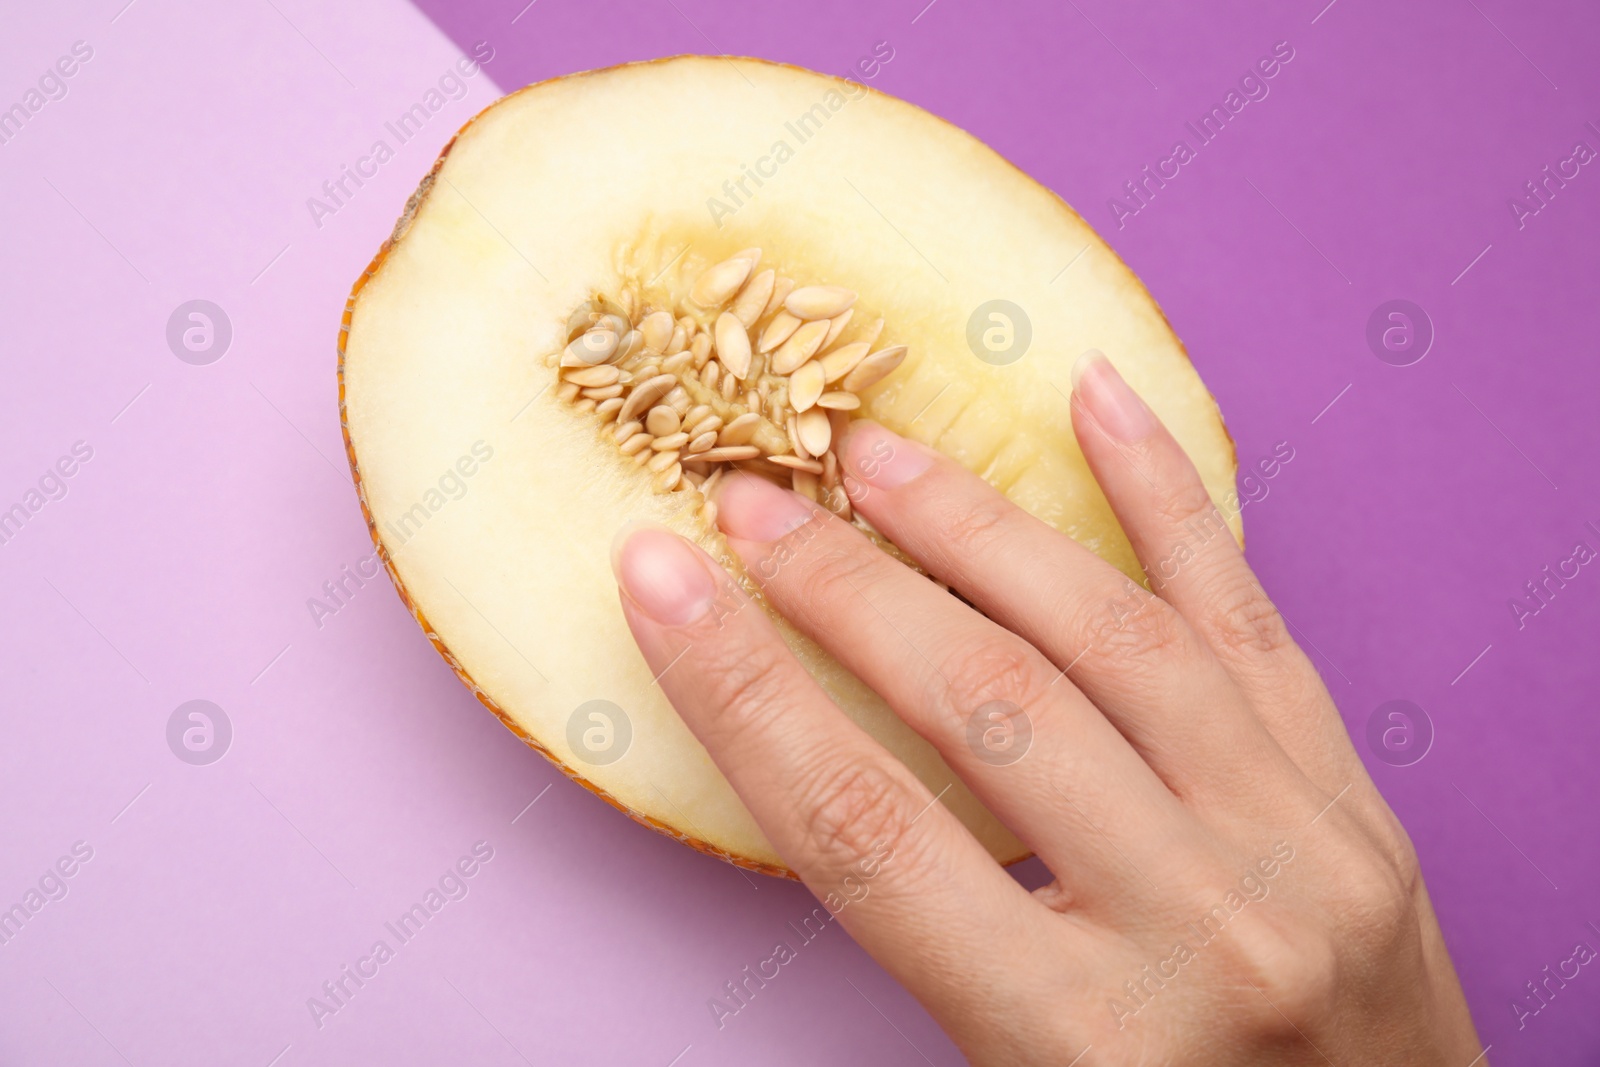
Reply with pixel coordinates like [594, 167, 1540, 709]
[2, 0, 1597, 1062]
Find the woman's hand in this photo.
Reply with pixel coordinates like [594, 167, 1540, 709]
[610, 350, 1484, 1065]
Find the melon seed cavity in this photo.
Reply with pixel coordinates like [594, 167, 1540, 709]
[548, 249, 908, 528]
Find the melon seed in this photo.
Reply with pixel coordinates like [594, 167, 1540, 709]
[640, 311, 674, 352]
[645, 406, 681, 436]
[715, 313, 752, 380]
[841, 345, 907, 392]
[758, 310, 802, 354]
[690, 255, 754, 308]
[785, 285, 856, 320]
[796, 409, 832, 456]
[770, 319, 830, 375]
[548, 249, 909, 509]
[731, 269, 776, 327]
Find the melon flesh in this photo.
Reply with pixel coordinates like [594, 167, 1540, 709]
[339, 56, 1238, 875]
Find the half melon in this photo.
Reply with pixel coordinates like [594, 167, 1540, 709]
[339, 55, 1239, 876]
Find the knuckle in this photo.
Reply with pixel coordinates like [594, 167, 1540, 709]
[694, 638, 799, 746]
[1202, 579, 1296, 658]
[1386, 826, 1423, 897]
[927, 490, 1015, 560]
[796, 760, 921, 870]
[1153, 477, 1223, 531]
[1178, 879, 1335, 1035]
[938, 636, 1052, 722]
[1325, 845, 1418, 957]
[1230, 917, 1339, 1036]
[1173, 860, 1338, 1036]
[787, 534, 884, 613]
[1076, 585, 1192, 666]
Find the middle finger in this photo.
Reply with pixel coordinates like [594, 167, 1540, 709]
[838, 420, 1290, 807]
[714, 472, 1199, 903]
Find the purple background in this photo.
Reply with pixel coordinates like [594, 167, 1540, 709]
[2, 0, 1596, 1063]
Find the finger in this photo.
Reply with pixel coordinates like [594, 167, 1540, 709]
[712, 474, 1201, 904]
[610, 525, 1049, 1006]
[836, 420, 1285, 806]
[1068, 349, 1361, 788]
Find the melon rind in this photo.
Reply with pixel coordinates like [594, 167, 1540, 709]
[339, 56, 1238, 877]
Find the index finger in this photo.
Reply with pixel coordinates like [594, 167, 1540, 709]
[611, 524, 1049, 1005]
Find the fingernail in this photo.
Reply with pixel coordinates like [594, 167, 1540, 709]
[1071, 349, 1155, 442]
[841, 421, 934, 490]
[713, 473, 818, 543]
[611, 525, 716, 625]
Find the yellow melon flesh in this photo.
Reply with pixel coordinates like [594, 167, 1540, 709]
[339, 56, 1238, 875]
